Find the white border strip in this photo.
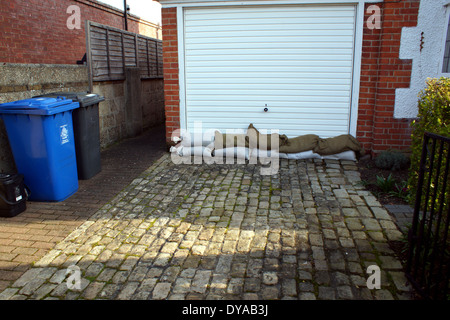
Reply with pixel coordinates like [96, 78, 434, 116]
[349, 2, 364, 136]
[439, 5, 450, 75]
[161, 0, 383, 8]
[177, 6, 187, 131]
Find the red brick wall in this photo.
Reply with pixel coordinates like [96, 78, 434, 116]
[162, 7, 180, 143]
[161, 1, 421, 152]
[358, 0, 420, 154]
[0, 0, 160, 65]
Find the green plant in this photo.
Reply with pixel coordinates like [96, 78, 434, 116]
[409, 77, 450, 206]
[395, 222, 412, 258]
[356, 179, 370, 188]
[389, 180, 410, 201]
[375, 150, 410, 171]
[375, 174, 396, 193]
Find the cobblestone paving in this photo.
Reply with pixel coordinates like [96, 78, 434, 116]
[0, 154, 413, 300]
[0, 126, 166, 292]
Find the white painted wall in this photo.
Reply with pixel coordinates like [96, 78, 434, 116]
[395, 0, 450, 118]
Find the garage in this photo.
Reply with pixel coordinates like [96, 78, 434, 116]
[161, 0, 419, 154]
[180, 4, 358, 138]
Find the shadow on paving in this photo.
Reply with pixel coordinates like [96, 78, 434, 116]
[0, 125, 167, 291]
[1, 154, 416, 300]
[8, 125, 167, 222]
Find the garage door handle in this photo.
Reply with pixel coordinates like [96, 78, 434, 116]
[264, 107, 268, 112]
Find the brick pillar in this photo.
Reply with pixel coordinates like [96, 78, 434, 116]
[357, 0, 420, 155]
[161, 7, 180, 145]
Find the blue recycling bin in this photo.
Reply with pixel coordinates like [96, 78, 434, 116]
[0, 97, 80, 201]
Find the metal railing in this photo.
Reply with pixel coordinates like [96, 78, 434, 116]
[406, 132, 450, 300]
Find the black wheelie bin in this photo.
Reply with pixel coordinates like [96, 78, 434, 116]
[34, 92, 105, 180]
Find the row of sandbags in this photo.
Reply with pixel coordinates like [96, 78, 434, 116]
[170, 123, 363, 161]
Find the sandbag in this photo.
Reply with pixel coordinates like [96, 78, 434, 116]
[214, 131, 248, 149]
[213, 147, 249, 160]
[246, 123, 288, 150]
[313, 134, 362, 156]
[170, 145, 213, 157]
[278, 150, 322, 160]
[177, 133, 215, 147]
[322, 150, 357, 161]
[279, 134, 319, 153]
[249, 148, 280, 159]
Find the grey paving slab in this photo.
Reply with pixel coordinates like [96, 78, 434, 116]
[0, 155, 415, 300]
[384, 204, 414, 233]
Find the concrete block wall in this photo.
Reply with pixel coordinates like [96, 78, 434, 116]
[92, 77, 165, 149]
[142, 79, 165, 131]
[0, 63, 89, 104]
[0, 63, 89, 173]
[0, 63, 165, 172]
[92, 80, 127, 149]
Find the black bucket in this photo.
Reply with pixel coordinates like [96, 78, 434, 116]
[0, 173, 28, 218]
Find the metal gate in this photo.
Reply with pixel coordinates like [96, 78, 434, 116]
[406, 132, 450, 300]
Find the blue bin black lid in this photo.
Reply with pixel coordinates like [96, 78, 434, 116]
[0, 97, 79, 115]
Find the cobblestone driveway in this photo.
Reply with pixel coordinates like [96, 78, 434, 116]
[0, 154, 412, 300]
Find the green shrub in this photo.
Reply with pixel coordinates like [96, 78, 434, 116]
[376, 174, 396, 193]
[375, 149, 410, 171]
[409, 77, 450, 206]
[389, 180, 410, 201]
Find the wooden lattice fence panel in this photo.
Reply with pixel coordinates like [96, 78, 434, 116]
[86, 21, 163, 84]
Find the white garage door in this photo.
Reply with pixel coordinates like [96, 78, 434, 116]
[183, 5, 356, 138]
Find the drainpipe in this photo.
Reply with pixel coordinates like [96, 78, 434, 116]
[123, 0, 128, 31]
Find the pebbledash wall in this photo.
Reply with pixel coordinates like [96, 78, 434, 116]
[0, 0, 165, 173]
[160, 0, 446, 155]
